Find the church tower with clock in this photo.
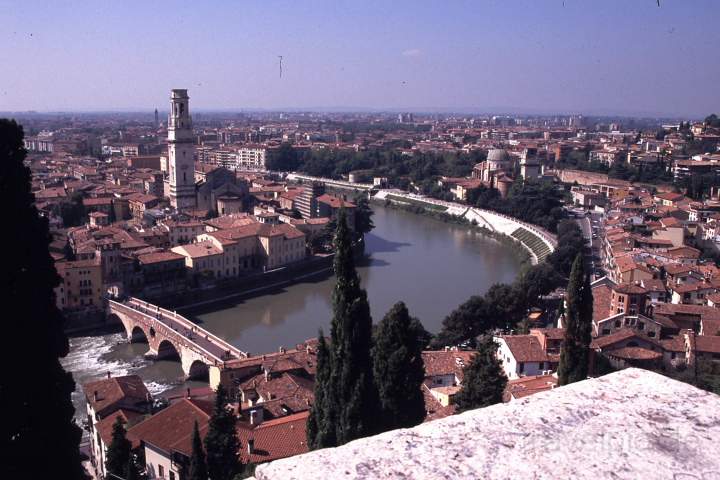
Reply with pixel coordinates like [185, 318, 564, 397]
[167, 89, 196, 210]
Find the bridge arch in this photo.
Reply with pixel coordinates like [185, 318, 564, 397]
[130, 326, 149, 343]
[188, 360, 209, 380]
[157, 339, 181, 361]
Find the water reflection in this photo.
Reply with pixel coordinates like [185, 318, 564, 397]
[190, 206, 525, 354]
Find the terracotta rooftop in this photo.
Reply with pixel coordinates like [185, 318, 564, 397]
[498, 335, 549, 363]
[82, 375, 150, 418]
[237, 411, 310, 464]
[127, 398, 214, 456]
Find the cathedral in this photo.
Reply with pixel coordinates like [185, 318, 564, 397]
[165, 89, 247, 213]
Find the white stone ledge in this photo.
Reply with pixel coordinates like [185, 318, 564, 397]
[253, 368, 720, 480]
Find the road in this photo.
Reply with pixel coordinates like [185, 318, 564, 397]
[570, 208, 605, 281]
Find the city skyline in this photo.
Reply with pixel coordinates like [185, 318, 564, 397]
[2, 0, 719, 117]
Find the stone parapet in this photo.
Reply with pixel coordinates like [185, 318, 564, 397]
[253, 369, 720, 480]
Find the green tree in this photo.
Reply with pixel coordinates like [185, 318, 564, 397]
[266, 142, 300, 171]
[2, 119, 85, 479]
[105, 416, 132, 479]
[126, 456, 142, 480]
[431, 295, 494, 348]
[372, 302, 427, 431]
[353, 194, 375, 237]
[557, 254, 593, 386]
[187, 421, 208, 480]
[307, 332, 336, 449]
[704, 114, 720, 128]
[308, 210, 378, 448]
[59, 191, 87, 227]
[454, 336, 508, 412]
[205, 385, 240, 480]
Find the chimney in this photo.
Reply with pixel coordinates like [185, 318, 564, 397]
[93, 390, 100, 402]
[279, 346, 286, 354]
[264, 369, 269, 381]
[247, 438, 255, 454]
[249, 408, 263, 425]
[107, 371, 111, 379]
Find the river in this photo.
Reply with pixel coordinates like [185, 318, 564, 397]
[63, 205, 525, 421]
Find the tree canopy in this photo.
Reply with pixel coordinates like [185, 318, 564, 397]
[307, 210, 378, 448]
[1, 119, 85, 479]
[186, 421, 209, 480]
[105, 416, 132, 479]
[372, 302, 427, 431]
[454, 336, 508, 412]
[204, 385, 241, 480]
[558, 254, 593, 386]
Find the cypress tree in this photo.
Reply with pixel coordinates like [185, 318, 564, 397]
[558, 254, 593, 386]
[307, 332, 336, 449]
[1, 119, 85, 479]
[204, 385, 240, 480]
[308, 210, 378, 448]
[454, 336, 508, 413]
[330, 209, 378, 445]
[187, 421, 208, 480]
[372, 302, 427, 431]
[105, 416, 132, 479]
[125, 456, 141, 480]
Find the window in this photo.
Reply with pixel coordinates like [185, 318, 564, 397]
[519, 362, 524, 373]
[158, 465, 164, 478]
[648, 331, 656, 338]
[170, 472, 175, 480]
[614, 320, 621, 328]
[602, 328, 610, 335]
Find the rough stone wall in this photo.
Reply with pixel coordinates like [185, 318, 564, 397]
[252, 369, 720, 480]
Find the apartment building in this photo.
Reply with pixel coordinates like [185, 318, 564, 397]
[54, 258, 104, 310]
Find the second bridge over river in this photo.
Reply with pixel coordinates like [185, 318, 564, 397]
[108, 297, 249, 379]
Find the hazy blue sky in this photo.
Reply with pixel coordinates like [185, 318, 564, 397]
[1, 0, 718, 116]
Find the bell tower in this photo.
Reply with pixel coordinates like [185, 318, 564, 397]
[168, 89, 196, 210]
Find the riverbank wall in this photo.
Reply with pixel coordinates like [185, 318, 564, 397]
[161, 253, 336, 312]
[373, 190, 557, 264]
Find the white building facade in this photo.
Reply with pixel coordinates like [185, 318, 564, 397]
[167, 89, 197, 210]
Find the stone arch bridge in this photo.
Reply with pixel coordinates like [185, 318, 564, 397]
[108, 297, 248, 378]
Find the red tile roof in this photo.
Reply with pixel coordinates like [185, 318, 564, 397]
[126, 398, 213, 455]
[82, 375, 150, 418]
[505, 374, 558, 400]
[422, 350, 475, 381]
[499, 335, 549, 363]
[237, 411, 310, 464]
[316, 194, 356, 209]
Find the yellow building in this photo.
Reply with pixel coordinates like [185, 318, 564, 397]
[171, 240, 225, 278]
[54, 258, 104, 310]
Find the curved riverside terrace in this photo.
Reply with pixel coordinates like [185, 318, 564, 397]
[374, 190, 557, 263]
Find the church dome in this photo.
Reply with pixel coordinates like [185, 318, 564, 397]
[487, 148, 510, 163]
[486, 148, 510, 170]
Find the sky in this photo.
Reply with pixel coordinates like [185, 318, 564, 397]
[1, 0, 719, 117]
